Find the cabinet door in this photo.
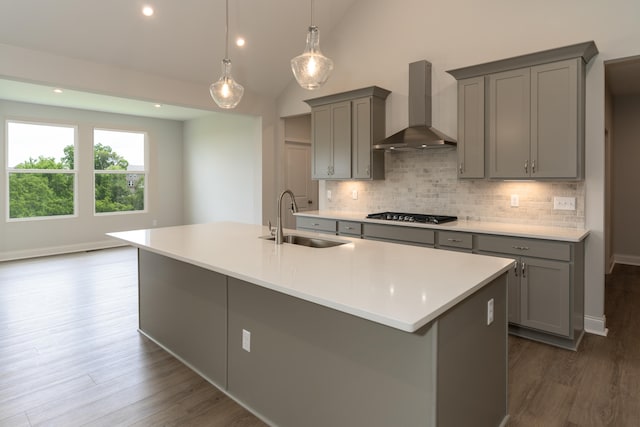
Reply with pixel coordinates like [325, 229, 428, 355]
[311, 105, 332, 179]
[520, 257, 571, 337]
[457, 76, 485, 178]
[488, 68, 531, 178]
[351, 97, 372, 179]
[331, 101, 352, 178]
[531, 58, 579, 178]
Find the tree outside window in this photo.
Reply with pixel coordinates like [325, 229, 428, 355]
[93, 129, 146, 214]
[7, 121, 76, 220]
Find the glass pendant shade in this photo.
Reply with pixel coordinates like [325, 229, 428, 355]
[291, 26, 334, 90]
[210, 59, 244, 109]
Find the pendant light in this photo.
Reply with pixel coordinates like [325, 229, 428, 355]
[291, 0, 334, 90]
[210, 0, 244, 109]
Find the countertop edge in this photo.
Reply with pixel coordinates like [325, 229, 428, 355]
[295, 211, 590, 242]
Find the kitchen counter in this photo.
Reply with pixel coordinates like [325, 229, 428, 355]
[108, 222, 512, 332]
[295, 210, 590, 242]
[109, 221, 512, 426]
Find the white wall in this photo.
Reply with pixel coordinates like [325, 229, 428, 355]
[276, 0, 640, 335]
[0, 100, 184, 260]
[183, 113, 262, 225]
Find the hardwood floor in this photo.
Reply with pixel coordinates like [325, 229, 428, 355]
[508, 263, 640, 427]
[0, 247, 266, 427]
[1, 247, 639, 426]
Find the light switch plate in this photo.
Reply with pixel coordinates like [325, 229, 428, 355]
[351, 190, 358, 200]
[242, 329, 251, 352]
[510, 194, 519, 207]
[553, 196, 576, 211]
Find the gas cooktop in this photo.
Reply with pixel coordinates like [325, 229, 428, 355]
[366, 212, 457, 224]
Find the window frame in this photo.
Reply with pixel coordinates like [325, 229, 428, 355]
[5, 119, 78, 222]
[92, 127, 149, 216]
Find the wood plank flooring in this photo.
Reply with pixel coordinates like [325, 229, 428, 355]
[0, 247, 266, 427]
[1, 247, 639, 426]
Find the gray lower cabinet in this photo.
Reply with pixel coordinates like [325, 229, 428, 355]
[436, 230, 473, 253]
[363, 223, 435, 247]
[476, 234, 584, 350]
[338, 220, 362, 237]
[296, 216, 337, 234]
[297, 215, 585, 349]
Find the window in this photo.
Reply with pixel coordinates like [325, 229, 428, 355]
[93, 129, 147, 214]
[6, 121, 77, 220]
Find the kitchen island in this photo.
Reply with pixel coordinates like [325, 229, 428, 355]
[109, 222, 513, 427]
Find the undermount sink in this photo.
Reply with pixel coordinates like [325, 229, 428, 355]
[260, 234, 347, 248]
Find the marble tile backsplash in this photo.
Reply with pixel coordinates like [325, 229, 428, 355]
[325, 148, 585, 228]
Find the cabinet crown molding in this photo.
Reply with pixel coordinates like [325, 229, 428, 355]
[446, 41, 598, 80]
[304, 86, 391, 107]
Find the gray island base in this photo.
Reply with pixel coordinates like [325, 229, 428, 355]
[138, 249, 508, 427]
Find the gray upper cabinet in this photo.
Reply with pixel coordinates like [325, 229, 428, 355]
[488, 59, 582, 179]
[531, 59, 581, 178]
[457, 76, 485, 178]
[488, 67, 532, 178]
[306, 86, 390, 181]
[311, 101, 351, 179]
[447, 41, 597, 181]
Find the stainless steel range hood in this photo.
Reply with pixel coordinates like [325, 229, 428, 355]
[373, 60, 456, 151]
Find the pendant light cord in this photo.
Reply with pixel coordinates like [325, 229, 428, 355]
[310, 0, 314, 26]
[224, 0, 230, 59]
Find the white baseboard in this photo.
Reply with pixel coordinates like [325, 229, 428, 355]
[613, 253, 640, 267]
[584, 315, 608, 337]
[0, 240, 127, 262]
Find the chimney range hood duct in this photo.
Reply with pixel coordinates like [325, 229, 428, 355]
[373, 60, 456, 151]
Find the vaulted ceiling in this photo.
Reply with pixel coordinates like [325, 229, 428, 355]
[0, 0, 358, 117]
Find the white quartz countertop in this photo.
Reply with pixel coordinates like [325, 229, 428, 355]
[108, 222, 513, 333]
[296, 210, 590, 242]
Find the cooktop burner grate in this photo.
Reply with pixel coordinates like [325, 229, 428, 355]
[366, 212, 457, 224]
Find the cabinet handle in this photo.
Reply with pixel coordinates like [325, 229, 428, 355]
[447, 238, 462, 243]
[312, 223, 320, 227]
[459, 162, 464, 174]
[344, 226, 354, 230]
[512, 245, 530, 251]
[514, 261, 519, 277]
[365, 165, 370, 176]
[524, 160, 529, 174]
[521, 260, 526, 278]
[532, 160, 536, 174]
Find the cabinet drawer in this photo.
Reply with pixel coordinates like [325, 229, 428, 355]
[438, 231, 473, 250]
[296, 217, 337, 234]
[476, 234, 570, 261]
[338, 221, 362, 236]
[363, 223, 435, 246]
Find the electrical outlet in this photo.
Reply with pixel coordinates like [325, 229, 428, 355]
[242, 329, 251, 352]
[351, 190, 358, 200]
[487, 299, 494, 325]
[510, 194, 519, 207]
[152, 219, 158, 227]
[553, 196, 576, 211]
[326, 190, 332, 201]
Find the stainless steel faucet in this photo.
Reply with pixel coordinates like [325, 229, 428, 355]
[276, 189, 299, 244]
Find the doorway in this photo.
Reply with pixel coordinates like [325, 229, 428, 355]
[604, 55, 640, 272]
[282, 115, 318, 229]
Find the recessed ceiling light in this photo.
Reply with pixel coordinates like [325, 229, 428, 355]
[142, 5, 154, 17]
[53, 88, 63, 94]
[154, 104, 162, 108]
[236, 37, 246, 47]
